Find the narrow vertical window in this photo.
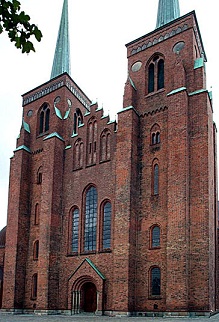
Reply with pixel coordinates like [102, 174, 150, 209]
[38, 104, 50, 135]
[157, 59, 164, 90]
[84, 186, 97, 251]
[34, 203, 39, 225]
[33, 240, 39, 260]
[153, 164, 159, 195]
[39, 111, 44, 134]
[151, 267, 161, 296]
[148, 63, 155, 93]
[37, 167, 42, 184]
[45, 108, 50, 132]
[151, 226, 160, 248]
[31, 274, 38, 299]
[102, 202, 111, 250]
[72, 208, 79, 253]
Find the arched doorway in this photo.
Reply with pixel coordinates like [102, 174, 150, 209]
[81, 282, 97, 313]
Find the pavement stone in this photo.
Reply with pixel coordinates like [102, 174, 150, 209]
[1, 314, 219, 322]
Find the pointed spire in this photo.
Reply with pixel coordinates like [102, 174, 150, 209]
[156, 0, 180, 28]
[50, 0, 70, 79]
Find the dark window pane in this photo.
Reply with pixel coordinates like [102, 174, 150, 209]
[154, 164, 159, 195]
[148, 63, 155, 93]
[72, 208, 79, 252]
[157, 59, 164, 90]
[152, 226, 160, 247]
[45, 108, 50, 131]
[102, 202, 111, 249]
[84, 187, 97, 251]
[39, 111, 44, 134]
[151, 267, 161, 295]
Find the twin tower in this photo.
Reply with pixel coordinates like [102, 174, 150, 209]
[1, 0, 218, 316]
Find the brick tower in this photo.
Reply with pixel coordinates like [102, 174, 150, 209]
[1, 0, 218, 317]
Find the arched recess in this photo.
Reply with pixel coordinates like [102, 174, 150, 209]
[68, 258, 105, 315]
[38, 103, 50, 135]
[100, 129, 111, 162]
[150, 123, 161, 145]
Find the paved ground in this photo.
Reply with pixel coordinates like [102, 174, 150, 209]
[1, 313, 219, 322]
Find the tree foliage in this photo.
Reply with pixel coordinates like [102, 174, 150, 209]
[0, 0, 42, 53]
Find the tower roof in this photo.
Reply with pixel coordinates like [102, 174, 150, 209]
[156, 0, 180, 28]
[50, 0, 70, 79]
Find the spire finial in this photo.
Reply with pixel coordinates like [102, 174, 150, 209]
[50, 0, 70, 79]
[156, 0, 180, 28]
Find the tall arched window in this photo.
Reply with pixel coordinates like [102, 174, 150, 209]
[72, 208, 79, 253]
[157, 59, 164, 90]
[102, 202, 112, 250]
[151, 267, 161, 296]
[147, 55, 164, 94]
[31, 274, 38, 299]
[84, 186, 97, 251]
[33, 240, 39, 260]
[39, 104, 50, 134]
[153, 164, 159, 195]
[148, 63, 155, 93]
[151, 226, 160, 248]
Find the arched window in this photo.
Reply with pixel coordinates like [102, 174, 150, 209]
[147, 55, 164, 94]
[31, 274, 38, 299]
[151, 124, 161, 146]
[84, 186, 97, 251]
[33, 240, 39, 260]
[151, 226, 160, 248]
[34, 203, 40, 225]
[151, 267, 161, 296]
[72, 208, 79, 253]
[153, 164, 159, 195]
[87, 118, 97, 165]
[73, 108, 83, 134]
[39, 104, 50, 134]
[37, 167, 42, 184]
[102, 202, 112, 250]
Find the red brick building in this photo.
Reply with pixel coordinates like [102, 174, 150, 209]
[1, 0, 218, 317]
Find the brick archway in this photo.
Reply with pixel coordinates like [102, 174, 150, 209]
[68, 258, 105, 315]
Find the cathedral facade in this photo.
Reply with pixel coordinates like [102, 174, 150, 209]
[1, 0, 218, 317]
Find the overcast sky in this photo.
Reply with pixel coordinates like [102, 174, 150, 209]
[0, 0, 218, 230]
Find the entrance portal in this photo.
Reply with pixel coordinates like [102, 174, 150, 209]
[81, 282, 97, 313]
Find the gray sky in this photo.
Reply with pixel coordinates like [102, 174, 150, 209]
[0, 0, 218, 230]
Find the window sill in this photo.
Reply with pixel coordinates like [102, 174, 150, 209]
[146, 88, 165, 98]
[150, 144, 160, 152]
[98, 249, 112, 254]
[148, 296, 162, 300]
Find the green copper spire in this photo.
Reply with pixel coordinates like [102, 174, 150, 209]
[156, 0, 180, 28]
[50, 0, 70, 79]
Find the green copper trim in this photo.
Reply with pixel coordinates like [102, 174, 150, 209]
[188, 89, 207, 96]
[22, 119, 30, 133]
[64, 109, 70, 119]
[50, 0, 70, 79]
[43, 132, 64, 141]
[167, 87, 186, 96]
[65, 145, 72, 150]
[54, 106, 63, 119]
[156, 0, 180, 28]
[85, 258, 106, 280]
[194, 57, 204, 69]
[14, 145, 31, 153]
